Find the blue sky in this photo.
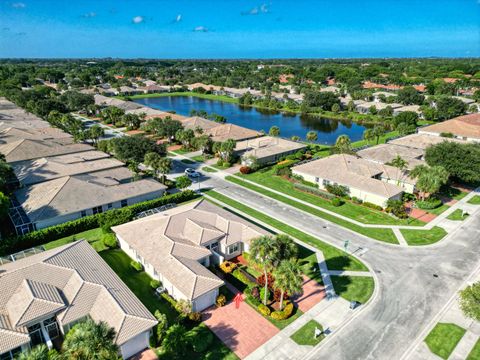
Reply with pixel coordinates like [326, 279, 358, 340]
[0, 0, 479, 58]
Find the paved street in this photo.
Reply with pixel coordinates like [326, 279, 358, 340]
[169, 157, 480, 360]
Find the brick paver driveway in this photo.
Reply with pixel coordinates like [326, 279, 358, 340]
[203, 298, 279, 359]
[293, 274, 326, 312]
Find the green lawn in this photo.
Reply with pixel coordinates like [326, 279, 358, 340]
[426, 204, 450, 216]
[126, 91, 239, 104]
[297, 246, 323, 285]
[330, 276, 375, 304]
[424, 323, 466, 359]
[170, 147, 191, 155]
[226, 175, 398, 244]
[467, 338, 480, 360]
[204, 190, 368, 272]
[351, 131, 399, 148]
[290, 320, 325, 346]
[447, 209, 469, 221]
[202, 166, 219, 173]
[468, 195, 480, 205]
[190, 155, 205, 163]
[43, 228, 106, 252]
[213, 163, 232, 170]
[439, 186, 469, 201]
[400, 226, 448, 246]
[233, 170, 422, 227]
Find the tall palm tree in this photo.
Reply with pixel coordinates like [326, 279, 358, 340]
[250, 235, 279, 305]
[62, 319, 119, 360]
[388, 155, 409, 186]
[362, 128, 375, 144]
[334, 135, 352, 154]
[274, 234, 298, 266]
[274, 260, 304, 310]
[410, 165, 449, 200]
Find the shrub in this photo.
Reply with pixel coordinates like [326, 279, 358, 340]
[150, 280, 161, 289]
[260, 287, 270, 302]
[270, 302, 294, 320]
[257, 273, 275, 288]
[187, 312, 202, 322]
[232, 269, 255, 287]
[325, 184, 349, 197]
[385, 199, 408, 219]
[130, 261, 143, 272]
[417, 197, 442, 210]
[154, 311, 168, 344]
[251, 286, 260, 299]
[363, 202, 383, 211]
[216, 159, 224, 166]
[215, 294, 226, 307]
[331, 197, 345, 207]
[219, 261, 236, 274]
[440, 132, 454, 138]
[239, 166, 251, 174]
[102, 232, 118, 248]
[98, 208, 133, 233]
[186, 325, 213, 353]
[351, 197, 363, 204]
[175, 299, 192, 316]
[258, 303, 271, 316]
[273, 161, 296, 176]
[293, 183, 335, 199]
[161, 292, 178, 308]
[273, 288, 289, 302]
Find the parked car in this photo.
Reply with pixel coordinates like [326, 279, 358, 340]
[185, 168, 200, 178]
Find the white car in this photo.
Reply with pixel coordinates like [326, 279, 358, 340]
[184, 168, 200, 178]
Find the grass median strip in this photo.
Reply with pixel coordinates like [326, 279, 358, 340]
[204, 190, 368, 272]
[400, 226, 448, 246]
[291, 320, 325, 346]
[226, 175, 398, 244]
[424, 323, 466, 359]
[330, 275, 375, 304]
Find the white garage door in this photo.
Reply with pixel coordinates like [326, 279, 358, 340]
[120, 331, 149, 359]
[194, 290, 217, 312]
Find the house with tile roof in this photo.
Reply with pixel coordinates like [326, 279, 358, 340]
[10, 167, 166, 235]
[0, 240, 157, 360]
[418, 113, 480, 142]
[112, 200, 268, 312]
[292, 154, 416, 208]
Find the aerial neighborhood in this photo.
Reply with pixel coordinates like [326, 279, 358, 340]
[1, 2, 480, 355]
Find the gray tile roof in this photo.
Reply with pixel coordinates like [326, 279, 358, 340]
[236, 136, 307, 160]
[0, 241, 157, 353]
[0, 98, 50, 130]
[12, 151, 125, 186]
[13, 168, 167, 223]
[112, 200, 268, 301]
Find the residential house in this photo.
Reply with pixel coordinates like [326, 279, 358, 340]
[10, 167, 167, 234]
[236, 136, 306, 166]
[0, 99, 50, 130]
[112, 200, 267, 312]
[11, 151, 125, 186]
[356, 143, 425, 170]
[418, 113, 480, 142]
[0, 240, 157, 360]
[180, 117, 261, 142]
[388, 133, 468, 150]
[0, 127, 72, 145]
[355, 101, 403, 114]
[292, 154, 416, 208]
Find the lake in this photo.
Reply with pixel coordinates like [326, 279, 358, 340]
[134, 96, 368, 145]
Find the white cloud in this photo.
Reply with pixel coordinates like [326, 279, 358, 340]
[11, 2, 26, 8]
[132, 16, 145, 24]
[82, 12, 97, 18]
[193, 26, 208, 32]
[175, 14, 182, 22]
[242, 3, 270, 16]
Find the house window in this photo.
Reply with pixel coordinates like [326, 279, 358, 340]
[121, 199, 128, 207]
[92, 206, 103, 215]
[315, 177, 319, 183]
[227, 243, 239, 255]
[81, 210, 87, 217]
[0, 347, 21, 360]
[322, 179, 330, 186]
[107, 203, 113, 209]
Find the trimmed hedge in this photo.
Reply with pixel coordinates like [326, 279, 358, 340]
[293, 183, 336, 200]
[1, 190, 198, 255]
[270, 302, 294, 320]
[417, 197, 442, 210]
[258, 303, 271, 316]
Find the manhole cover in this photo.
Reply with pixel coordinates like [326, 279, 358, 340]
[433, 274, 439, 278]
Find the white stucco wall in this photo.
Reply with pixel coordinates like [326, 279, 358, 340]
[120, 330, 151, 359]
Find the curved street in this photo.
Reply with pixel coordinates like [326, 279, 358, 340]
[176, 159, 480, 360]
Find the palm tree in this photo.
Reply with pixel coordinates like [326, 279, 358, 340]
[291, 135, 300, 141]
[273, 260, 303, 311]
[250, 235, 279, 305]
[362, 128, 375, 144]
[372, 124, 386, 144]
[17, 344, 59, 360]
[334, 135, 352, 154]
[306, 131, 318, 142]
[388, 155, 409, 186]
[219, 139, 236, 163]
[410, 165, 449, 200]
[274, 234, 297, 266]
[269, 126, 280, 137]
[144, 152, 171, 183]
[62, 319, 119, 360]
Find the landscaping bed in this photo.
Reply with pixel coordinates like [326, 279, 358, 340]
[424, 323, 466, 360]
